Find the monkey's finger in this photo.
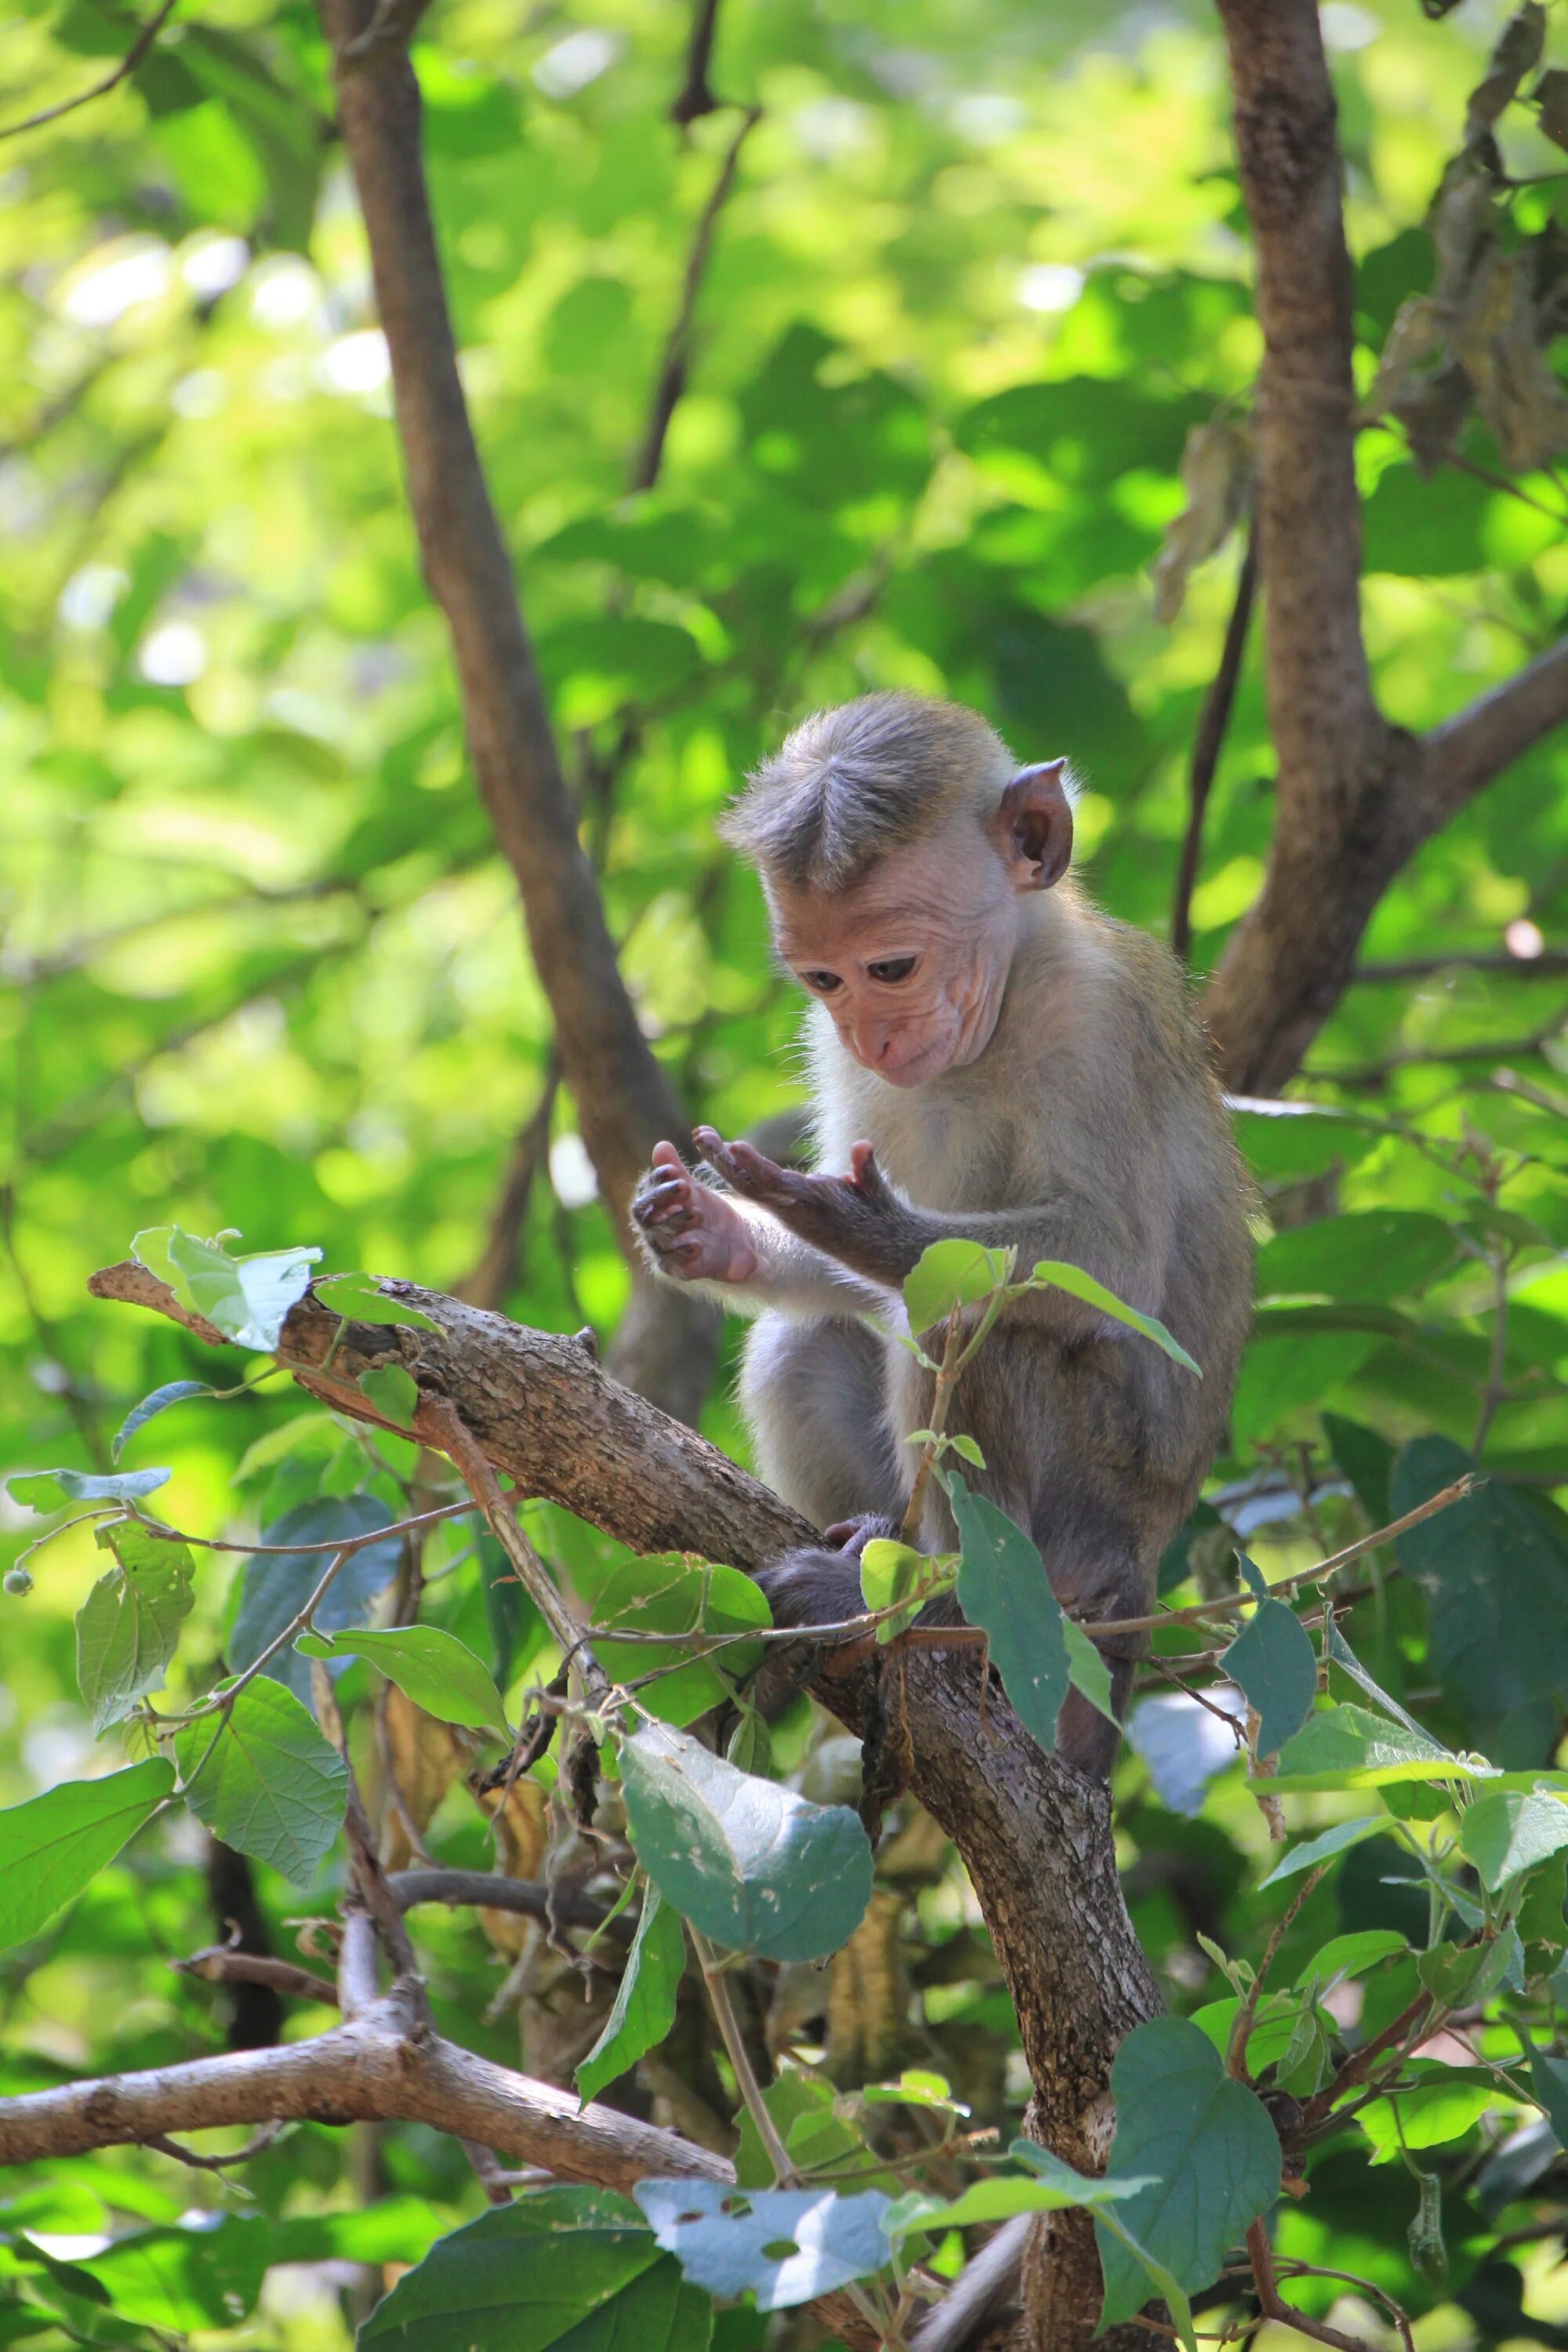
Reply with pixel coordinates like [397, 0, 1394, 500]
[696, 1128, 789, 1199]
[649, 1139, 684, 1174]
[847, 1141, 892, 1202]
[633, 1179, 696, 1228]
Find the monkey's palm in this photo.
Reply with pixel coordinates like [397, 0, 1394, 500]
[632, 1141, 759, 1284]
[693, 1127, 911, 1285]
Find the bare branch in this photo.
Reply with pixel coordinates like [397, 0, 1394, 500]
[0, 1994, 727, 2190]
[313, 0, 692, 1222]
[455, 1061, 560, 1310]
[0, 0, 179, 142]
[1354, 949, 1568, 982]
[1420, 633, 1568, 829]
[173, 1946, 338, 2008]
[1171, 523, 1258, 964]
[630, 106, 761, 493]
[389, 1868, 623, 1936]
[670, 0, 724, 126]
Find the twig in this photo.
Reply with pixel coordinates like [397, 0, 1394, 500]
[1272, 2262, 1414, 2352]
[388, 1868, 623, 1937]
[1301, 1993, 1432, 2131]
[630, 103, 760, 492]
[1471, 1246, 1512, 1457]
[1353, 949, 1568, 982]
[688, 1925, 788, 2173]
[1172, 524, 1259, 964]
[146, 2121, 285, 2171]
[172, 1945, 339, 2007]
[173, 1547, 354, 1725]
[145, 1499, 471, 1559]
[1245, 2220, 1377, 2352]
[456, 1062, 560, 1311]
[420, 1396, 604, 1693]
[0, 0, 179, 140]
[1088, 1477, 1474, 1642]
[670, 0, 724, 125]
[1225, 1867, 1327, 2081]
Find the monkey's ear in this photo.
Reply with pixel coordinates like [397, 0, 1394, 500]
[993, 760, 1072, 891]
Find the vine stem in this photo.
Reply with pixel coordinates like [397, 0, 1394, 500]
[898, 1285, 1010, 1547]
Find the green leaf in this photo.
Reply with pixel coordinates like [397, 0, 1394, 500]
[575, 1885, 686, 2104]
[618, 1722, 873, 1962]
[733, 2067, 867, 2190]
[313, 1272, 441, 1331]
[887, 2151, 1154, 2239]
[858, 1537, 954, 1640]
[1063, 1617, 1119, 1723]
[8, 1465, 171, 1512]
[75, 1523, 194, 1734]
[1221, 1599, 1317, 1759]
[1323, 1621, 1432, 1743]
[1257, 1211, 1455, 1305]
[1272, 1704, 1471, 1793]
[1025, 1260, 1201, 1375]
[1259, 1815, 1392, 1888]
[111, 1382, 217, 1461]
[1393, 1436, 1568, 1716]
[176, 1679, 347, 1883]
[902, 1238, 1012, 1334]
[586, 1554, 770, 1727]
[358, 1362, 419, 1428]
[228, 1494, 404, 1706]
[952, 1476, 1066, 1751]
[1354, 2078, 1501, 2165]
[358, 2187, 711, 2352]
[1532, 2048, 1568, 2147]
[1459, 1790, 1568, 1890]
[1321, 1414, 1396, 1526]
[0, 1760, 174, 1951]
[132, 1225, 321, 1351]
[1095, 2016, 1282, 2326]
[1296, 1929, 1409, 1987]
[633, 2180, 890, 2310]
[296, 1624, 510, 1739]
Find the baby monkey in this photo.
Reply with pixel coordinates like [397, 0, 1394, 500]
[634, 693, 1251, 1775]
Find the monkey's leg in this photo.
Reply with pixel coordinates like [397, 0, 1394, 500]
[738, 1312, 902, 1532]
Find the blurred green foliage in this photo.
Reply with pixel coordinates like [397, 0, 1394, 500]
[5, 0, 1568, 2343]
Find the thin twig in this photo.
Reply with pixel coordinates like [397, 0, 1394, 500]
[1246, 2220, 1377, 2352]
[0, 0, 179, 140]
[1471, 1246, 1512, 1457]
[630, 103, 760, 492]
[688, 1926, 789, 2176]
[1225, 1867, 1327, 2080]
[146, 2121, 286, 2171]
[172, 1945, 339, 2007]
[1172, 523, 1259, 964]
[670, 0, 724, 125]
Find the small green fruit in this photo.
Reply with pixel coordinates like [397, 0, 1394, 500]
[4, 1566, 34, 1596]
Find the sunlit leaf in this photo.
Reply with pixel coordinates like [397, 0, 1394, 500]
[297, 1623, 509, 1739]
[75, 1523, 194, 1733]
[176, 1679, 347, 1882]
[0, 1761, 174, 1950]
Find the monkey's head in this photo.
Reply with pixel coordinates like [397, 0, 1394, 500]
[720, 692, 1072, 1087]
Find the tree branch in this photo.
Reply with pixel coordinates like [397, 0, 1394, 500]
[313, 0, 691, 1225]
[0, 0, 178, 142]
[0, 1992, 726, 2190]
[1419, 633, 1568, 831]
[1171, 522, 1258, 964]
[630, 105, 760, 493]
[89, 1258, 1161, 2347]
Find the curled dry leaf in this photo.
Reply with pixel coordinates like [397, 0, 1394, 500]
[378, 1686, 478, 1872]
[1150, 412, 1254, 626]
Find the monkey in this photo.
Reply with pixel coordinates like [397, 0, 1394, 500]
[632, 692, 1252, 1777]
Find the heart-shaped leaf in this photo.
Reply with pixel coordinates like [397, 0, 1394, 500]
[1459, 1790, 1568, 1891]
[176, 1679, 347, 1883]
[1221, 1597, 1317, 1759]
[902, 1238, 1012, 1336]
[75, 1523, 194, 1733]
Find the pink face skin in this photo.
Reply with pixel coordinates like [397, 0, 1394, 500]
[769, 781, 1065, 1087]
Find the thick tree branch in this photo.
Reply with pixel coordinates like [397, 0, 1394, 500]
[90, 1261, 1160, 2348]
[314, 0, 689, 1225]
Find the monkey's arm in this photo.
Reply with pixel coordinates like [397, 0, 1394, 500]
[695, 1131, 1157, 1345]
[633, 1142, 897, 1322]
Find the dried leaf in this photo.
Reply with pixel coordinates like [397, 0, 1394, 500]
[379, 1686, 477, 1871]
[472, 1772, 549, 1957]
[1150, 414, 1253, 626]
[1464, 5, 1545, 142]
[1453, 247, 1568, 470]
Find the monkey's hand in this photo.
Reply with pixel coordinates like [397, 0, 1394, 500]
[753, 1516, 896, 1634]
[692, 1128, 913, 1287]
[632, 1141, 760, 1284]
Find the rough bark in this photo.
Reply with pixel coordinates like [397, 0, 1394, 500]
[87, 1261, 1160, 2347]
[1200, 0, 1568, 1095]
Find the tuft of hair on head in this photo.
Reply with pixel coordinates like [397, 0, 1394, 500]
[719, 692, 1018, 891]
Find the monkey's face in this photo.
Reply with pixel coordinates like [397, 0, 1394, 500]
[768, 822, 1026, 1087]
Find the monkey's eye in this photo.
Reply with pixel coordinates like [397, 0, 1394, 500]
[800, 969, 842, 995]
[867, 956, 918, 985]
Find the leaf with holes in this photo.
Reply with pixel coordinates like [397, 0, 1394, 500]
[297, 1624, 509, 1740]
[176, 1679, 347, 1883]
[0, 1760, 175, 1951]
[1095, 2016, 1282, 2326]
[619, 1722, 872, 1962]
[358, 2187, 711, 2352]
[575, 1884, 686, 2105]
[633, 2180, 890, 2311]
[75, 1523, 194, 1734]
